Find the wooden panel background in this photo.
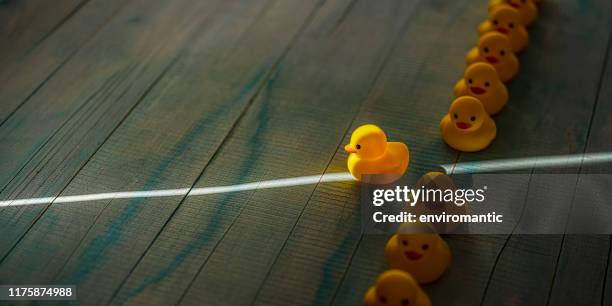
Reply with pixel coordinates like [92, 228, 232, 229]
[0, 0, 611, 305]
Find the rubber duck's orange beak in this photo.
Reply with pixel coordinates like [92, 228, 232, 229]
[344, 144, 357, 154]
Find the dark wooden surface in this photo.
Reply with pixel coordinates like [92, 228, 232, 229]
[0, 0, 611, 305]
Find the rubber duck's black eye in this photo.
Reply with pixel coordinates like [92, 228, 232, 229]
[509, 23, 514, 28]
[493, 19, 498, 25]
[484, 82, 490, 87]
[484, 47, 489, 53]
[402, 299, 411, 305]
[500, 50, 506, 56]
[468, 78, 473, 84]
[422, 244, 429, 250]
[379, 296, 387, 303]
[470, 116, 476, 121]
[453, 113, 458, 119]
[402, 240, 408, 246]
[356, 144, 361, 150]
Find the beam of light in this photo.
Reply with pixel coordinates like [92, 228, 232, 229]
[441, 152, 612, 174]
[0, 172, 354, 208]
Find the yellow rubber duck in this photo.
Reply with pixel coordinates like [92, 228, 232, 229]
[440, 96, 497, 152]
[364, 270, 431, 306]
[345, 124, 409, 182]
[489, 0, 537, 26]
[454, 62, 508, 115]
[385, 231, 451, 284]
[479, 4, 528, 53]
[466, 32, 519, 82]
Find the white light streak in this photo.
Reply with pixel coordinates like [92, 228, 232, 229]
[0, 172, 354, 208]
[441, 152, 612, 174]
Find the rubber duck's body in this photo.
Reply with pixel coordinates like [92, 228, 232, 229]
[385, 233, 451, 284]
[364, 270, 431, 306]
[345, 124, 409, 183]
[440, 96, 496, 152]
[489, 0, 537, 26]
[454, 62, 508, 115]
[479, 5, 528, 52]
[466, 32, 519, 82]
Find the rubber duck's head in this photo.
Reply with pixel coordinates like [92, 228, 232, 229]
[394, 233, 443, 263]
[449, 96, 487, 132]
[490, 5, 523, 34]
[464, 62, 499, 96]
[345, 124, 388, 159]
[504, 0, 529, 10]
[477, 32, 512, 65]
[373, 270, 419, 306]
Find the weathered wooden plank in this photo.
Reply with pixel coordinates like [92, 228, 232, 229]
[461, 1, 612, 305]
[597, 47, 612, 306]
[331, 0, 612, 305]
[548, 35, 612, 306]
[281, 1, 493, 305]
[0, 2, 608, 305]
[0, 0, 323, 305]
[0, 0, 227, 261]
[106, 1, 424, 305]
[175, 1, 439, 305]
[0, 0, 130, 124]
[0, 0, 85, 64]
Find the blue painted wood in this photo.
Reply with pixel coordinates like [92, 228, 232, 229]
[0, 0, 322, 305]
[0, 0, 226, 262]
[333, 1, 612, 305]
[457, 1, 612, 305]
[173, 1, 439, 305]
[104, 1, 433, 305]
[328, 1, 492, 305]
[0, 0, 85, 65]
[548, 33, 612, 306]
[0, 1, 610, 305]
[0, 0, 130, 124]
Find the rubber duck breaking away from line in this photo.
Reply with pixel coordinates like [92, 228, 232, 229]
[345, 124, 409, 183]
[440, 96, 497, 152]
[364, 270, 431, 306]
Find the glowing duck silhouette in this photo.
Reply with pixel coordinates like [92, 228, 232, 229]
[345, 124, 409, 183]
[454, 62, 508, 115]
[385, 229, 451, 284]
[489, 0, 537, 26]
[466, 32, 519, 82]
[440, 96, 497, 152]
[479, 4, 528, 53]
[364, 270, 431, 306]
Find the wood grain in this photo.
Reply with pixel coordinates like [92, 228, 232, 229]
[0, 0, 227, 262]
[548, 31, 612, 306]
[107, 1, 428, 305]
[457, 1, 612, 305]
[323, 1, 493, 305]
[0, 0, 129, 124]
[0, 0, 322, 305]
[0, 0, 610, 305]
[0, 0, 86, 64]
